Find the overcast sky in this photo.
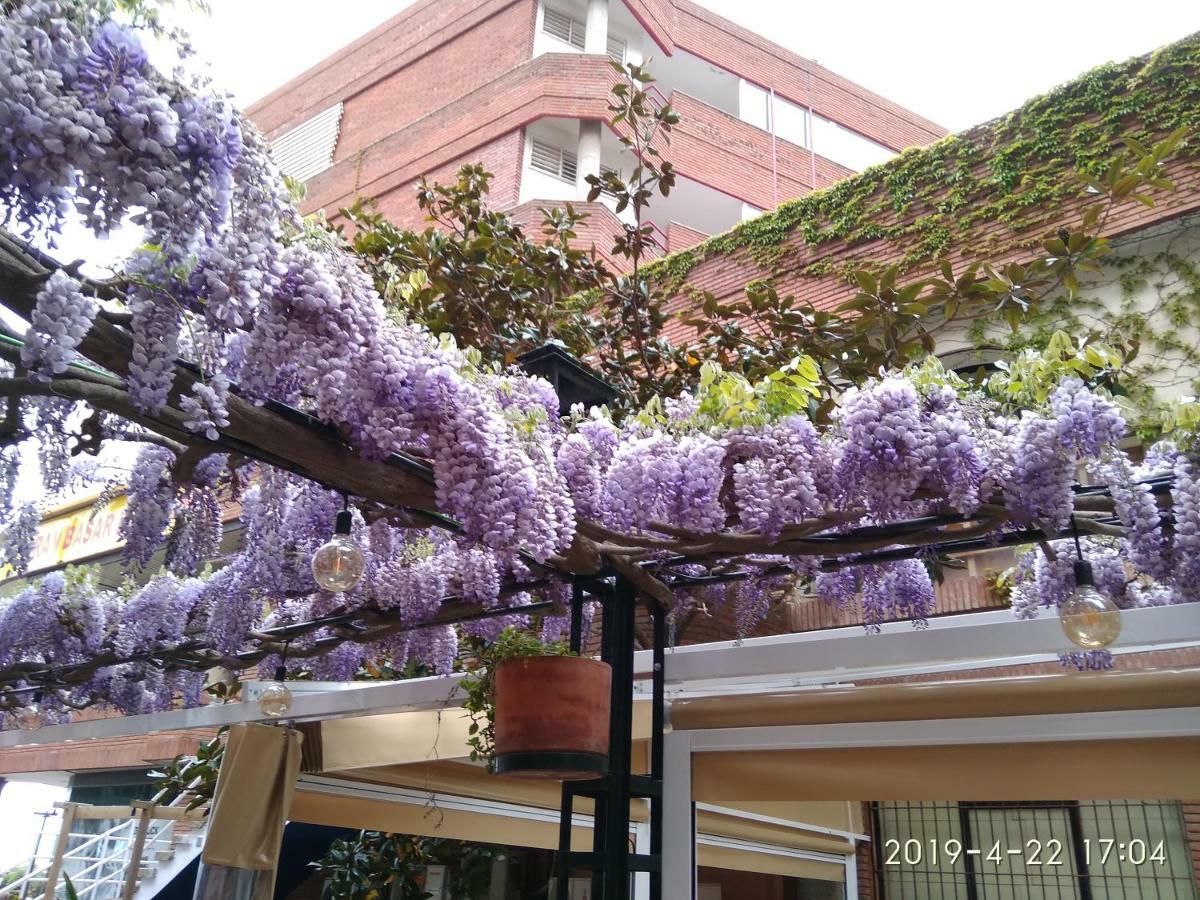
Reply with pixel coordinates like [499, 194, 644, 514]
[2, 0, 1199, 871]
[169, 0, 1200, 132]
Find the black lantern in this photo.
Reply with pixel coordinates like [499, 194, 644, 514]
[517, 344, 618, 416]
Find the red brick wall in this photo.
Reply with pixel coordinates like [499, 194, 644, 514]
[669, 93, 853, 208]
[334, 1, 536, 158]
[367, 132, 526, 231]
[624, 0, 675, 53]
[506, 197, 656, 270]
[248, 0, 947, 233]
[301, 53, 618, 217]
[248, 0, 534, 138]
[668, 220, 709, 253]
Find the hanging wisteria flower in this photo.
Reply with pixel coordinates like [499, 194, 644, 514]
[1049, 377, 1125, 458]
[1004, 416, 1074, 531]
[120, 446, 176, 569]
[21, 271, 97, 381]
[1104, 460, 1171, 583]
[1172, 454, 1200, 601]
[834, 378, 926, 518]
[1, 503, 40, 576]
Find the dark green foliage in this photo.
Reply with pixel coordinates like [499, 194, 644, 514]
[149, 729, 225, 810]
[313, 832, 501, 900]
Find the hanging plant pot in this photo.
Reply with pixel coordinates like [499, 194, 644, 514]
[493, 655, 611, 780]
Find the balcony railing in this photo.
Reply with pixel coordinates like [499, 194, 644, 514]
[1, 800, 207, 900]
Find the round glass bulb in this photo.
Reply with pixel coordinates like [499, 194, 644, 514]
[311, 535, 366, 592]
[258, 682, 293, 718]
[1060, 584, 1122, 650]
[15, 703, 44, 731]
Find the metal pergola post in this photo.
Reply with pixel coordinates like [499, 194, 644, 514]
[556, 574, 665, 900]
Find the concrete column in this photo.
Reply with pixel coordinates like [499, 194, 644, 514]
[584, 0, 609, 54]
[576, 119, 603, 201]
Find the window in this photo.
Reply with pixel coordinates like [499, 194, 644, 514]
[736, 84, 808, 148]
[811, 113, 895, 171]
[772, 94, 810, 149]
[269, 102, 343, 182]
[597, 163, 621, 196]
[606, 34, 626, 63]
[529, 138, 578, 183]
[873, 801, 1200, 900]
[542, 6, 585, 50]
[738, 80, 769, 131]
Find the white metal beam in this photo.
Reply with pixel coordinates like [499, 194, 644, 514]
[4, 606, 1197, 749]
[694, 802, 868, 843]
[687, 706, 1200, 752]
[0, 674, 465, 749]
[650, 605, 1200, 689]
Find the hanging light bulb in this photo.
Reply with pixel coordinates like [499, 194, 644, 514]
[259, 665, 293, 718]
[1060, 559, 1122, 650]
[16, 695, 44, 731]
[311, 506, 365, 592]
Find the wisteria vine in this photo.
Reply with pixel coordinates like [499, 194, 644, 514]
[0, 0, 1196, 728]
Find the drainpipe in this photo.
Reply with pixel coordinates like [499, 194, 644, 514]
[768, 87, 779, 209]
[807, 64, 818, 188]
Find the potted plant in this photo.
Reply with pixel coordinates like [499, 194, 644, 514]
[460, 628, 611, 780]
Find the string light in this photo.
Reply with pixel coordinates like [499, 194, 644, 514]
[311, 496, 365, 592]
[259, 642, 293, 718]
[1060, 520, 1122, 651]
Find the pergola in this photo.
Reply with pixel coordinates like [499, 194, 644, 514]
[5, 601, 1199, 898]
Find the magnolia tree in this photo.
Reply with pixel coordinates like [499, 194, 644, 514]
[0, 0, 1197, 727]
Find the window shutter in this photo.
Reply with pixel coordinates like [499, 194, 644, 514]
[560, 148, 579, 181]
[543, 7, 585, 50]
[530, 138, 578, 183]
[269, 103, 343, 182]
[606, 35, 626, 63]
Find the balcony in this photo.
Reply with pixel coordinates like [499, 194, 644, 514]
[506, 198, 662, 271]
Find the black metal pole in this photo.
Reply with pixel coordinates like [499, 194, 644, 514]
[570, 580, 584, 654]
[602, 576, 637, 900]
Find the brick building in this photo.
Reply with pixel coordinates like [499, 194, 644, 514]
[247, 0, 945, 266]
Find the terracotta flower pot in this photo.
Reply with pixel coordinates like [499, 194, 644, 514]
[493, 655, 611, 780]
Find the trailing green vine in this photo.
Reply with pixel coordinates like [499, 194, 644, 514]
[642, 32, 1200, 290]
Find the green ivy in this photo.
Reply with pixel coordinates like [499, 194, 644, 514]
[642, 33, 1200, 291]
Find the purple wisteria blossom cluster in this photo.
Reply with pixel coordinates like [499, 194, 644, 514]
[1, 0, 1198, 727]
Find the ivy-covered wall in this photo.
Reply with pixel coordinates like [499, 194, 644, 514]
[645, 31, 1200, 294]
[937, 211, 1200, 407]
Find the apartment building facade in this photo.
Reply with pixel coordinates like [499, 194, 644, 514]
[247, 0, 945, 266]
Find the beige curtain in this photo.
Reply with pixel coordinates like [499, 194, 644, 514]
[199, 723, 302, 899]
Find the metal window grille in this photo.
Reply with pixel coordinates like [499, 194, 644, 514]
[606, 34, 626, 63]
[542, 7, 585, 49]
[872, 800, 1200, 900]
[530, 138, 578, 183]
[269, 103, 343, 182]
